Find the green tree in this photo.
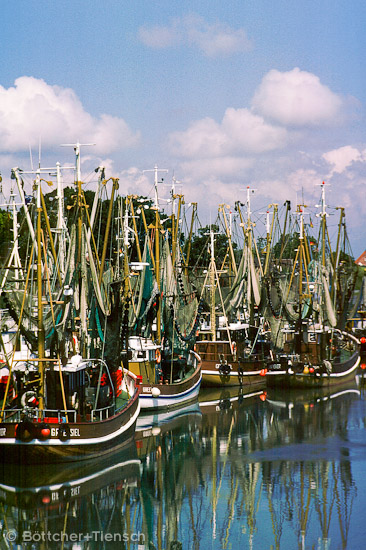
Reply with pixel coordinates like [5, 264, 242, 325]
[187, 224, 236, 270]
[0, 209, 12, 261]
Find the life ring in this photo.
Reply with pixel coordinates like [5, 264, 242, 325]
[21, 391, 39, 408]
[15, 420, 35, 442]
[72, 333, 79, 352]
[155, 349, 161, 364]
[59, 424, 71, 442]
[231, 341, 237, 356]
[71, 392, 79, 410]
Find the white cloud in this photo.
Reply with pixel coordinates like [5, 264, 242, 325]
[138, 14, 251, 57]
[169, 108, 287, 158]
[175, 176, 247, 215]
[0, 77, 140, 154]
[138, 26, 176, 49]
[285, 168, 321, 194]
[322, 145, 366, 175]
[180, 156, 255, 179]
[118, 166, 154, 198]
[251, 68, 343, 126]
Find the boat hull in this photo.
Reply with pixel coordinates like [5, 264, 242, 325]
[201, 360, 266, 388]
[0, 443, 141, 509]
[266, 352, 360, 389]
[196, 339, 268, 388]
[139, 362, 201, 410]
[0, 391, 140, 464]
[199, 385, 266, 415]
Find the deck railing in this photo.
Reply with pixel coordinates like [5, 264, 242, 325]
[0, 408, 77, 423]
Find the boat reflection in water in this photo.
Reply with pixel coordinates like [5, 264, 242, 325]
[1, 383, 366, 549]
[0, 442, 142, 548]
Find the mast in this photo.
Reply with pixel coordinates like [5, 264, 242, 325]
[98, 177, 119, 284]
[142, 165, 168, 344]
[142, 164, 168, 212]
[279, 200, 291, 261]
[87, 166, 105, 241]
[54, 163, 64, 280]
[0, 188, 24, 294]
[12, 168, 37, 253]
[155, 206, 161, 344]
[219, 204, 237, 276]
[316, 181, 330, 268]
[128, 196, 142, 263]
[263, 204, 278, 276]
[331, 206, 345, 306]
[170, 176, 178, 263]
[284, 207, 311, 356]
[184, 202, 197, 278]
[209, 230, 216, 341]
[35, 170, 46, 410]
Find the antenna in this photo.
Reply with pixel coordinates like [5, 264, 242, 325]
[170, 174, 183, 217]
[239, 185, 257, 225]
[38, 136, 42, 169]
[315, 180, 330, 219]
[60, 141, 96, 182]
[29, 144, 34, 171]
[142, 164, 168, 210]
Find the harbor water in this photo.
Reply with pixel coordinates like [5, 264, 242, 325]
[1, 375, 366, 549]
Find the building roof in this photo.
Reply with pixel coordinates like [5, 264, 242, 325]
[355, 250, 366, 267]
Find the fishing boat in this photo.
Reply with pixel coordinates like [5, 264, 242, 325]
[265, 327, 360, 389]
[124, 168, 201, 410]
[195, 193, 271, 388]
[135, 398, 202, 437]
[198, 384, 266, 415]
[0, 150, 140, 462]
[0, 441, 141, 545]
[265, 187, 360, 389]
[128, 335, 201, 410]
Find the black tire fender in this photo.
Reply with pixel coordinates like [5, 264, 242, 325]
[15, 421, 35, 442]
[58, 424, 71, 442]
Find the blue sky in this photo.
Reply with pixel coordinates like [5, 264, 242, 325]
[0, 0, 366, 255]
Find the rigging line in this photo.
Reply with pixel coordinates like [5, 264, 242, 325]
[0, 242, 35, 421]
[41, 228, 69, 421]
[213, 259, 232, 349]
[82, 191, 101, 273]
[107, 191, 116, 274]
[222, 478, 239, 550]
[214, 415, 235, 511]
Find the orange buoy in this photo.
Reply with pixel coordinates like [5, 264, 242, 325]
[41, 427, 51, 438]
